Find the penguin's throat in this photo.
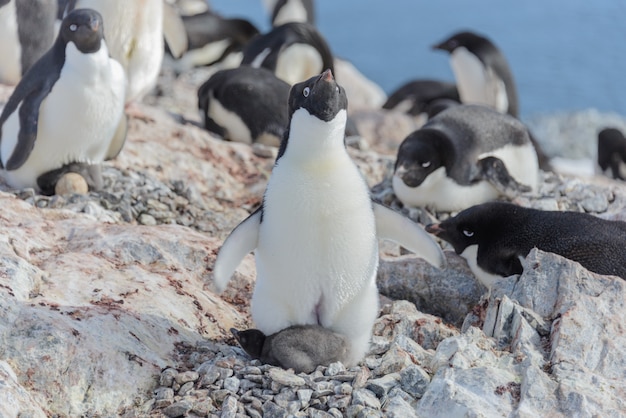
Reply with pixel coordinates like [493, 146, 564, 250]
[288, 108, 347, 159]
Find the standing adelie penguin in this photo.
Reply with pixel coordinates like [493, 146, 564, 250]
[0, 0, 57, 85]
[197, 66, 291, 146]
[597, 127, 626, 181]
[241, 22, 333, 85]
[426, 202, 626, 288]
[392, 105, 539, 212]
[0, 8, 127, 194]
[433, 31, 519, 118]
[213, 70, 445, 366]
[231, 325, 349, 373]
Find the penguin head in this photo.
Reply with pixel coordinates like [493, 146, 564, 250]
[597, 127, 626, 172]
[231, 328, 266, 359]
[288, 69, 347, 122]
[432, 31, 489, 54]
[425, 202, 518, 254]
[394, 129, 445, 187]
[60, 8, 104, 54]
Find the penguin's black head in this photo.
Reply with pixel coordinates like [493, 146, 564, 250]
[231, 328, 266, 360]
[60, 8, 104, 54]
[426, 202, 519, 254]
[432, 31, 490, 53]
[597, 127, 626, 170]
[394, 129, 444, 187]
[288, 69, 348, 122]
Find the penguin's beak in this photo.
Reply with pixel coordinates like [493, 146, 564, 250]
[230, 328, 241, 341]
[320, 68, 334, 82]
[425, 223, 443, 236]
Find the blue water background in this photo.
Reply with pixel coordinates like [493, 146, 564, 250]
[210, 0, 626, 118]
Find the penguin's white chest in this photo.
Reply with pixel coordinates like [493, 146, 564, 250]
[0, 1, 21, 85]
[0, 42, 126, 189]
[255, 145, 378, 330]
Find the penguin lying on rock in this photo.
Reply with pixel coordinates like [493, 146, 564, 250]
[0, 8, 127, 194]
[213, 70, 444, 366]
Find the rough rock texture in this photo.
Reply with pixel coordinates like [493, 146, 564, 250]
[1, 58, 626, 416]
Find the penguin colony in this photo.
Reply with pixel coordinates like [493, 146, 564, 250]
[0, 0, 624, 373]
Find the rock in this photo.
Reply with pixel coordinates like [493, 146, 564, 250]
[55, 172, 89, 195]
[267, 368, 306, 387]
[399, 364, 431, 398]
[163, 400, 193, 417]
[0, 361, 47, 418]
[382, 395, 417, 418]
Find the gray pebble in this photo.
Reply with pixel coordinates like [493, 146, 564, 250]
[334, 383, 353, 395]
[399, 364, 430, 398]
[268, 368, 306, 387]
[160, 368, 178, 387]
[154, 387, 174, 400]
[261, 400, 288, 418]
[178, 381, 194, 396]
[220, 395, 238, 418]
[327, 394, 351, 409]
[163, 400, 193, 417]
[366, 373, 400, 397]
[351, 389, 381, 410]
[325, 362, 346, 376]
[223, 376, 241, 393]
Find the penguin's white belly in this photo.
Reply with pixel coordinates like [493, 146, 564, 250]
[253, 158, 378, 335]
[207, 91, 252, 144]
[393, 167, 499, 212]
[0, 1, 22, 85]
[479, 142, 539, 191]
[1, 43, 125, 189]
[275, 43, 323, 85]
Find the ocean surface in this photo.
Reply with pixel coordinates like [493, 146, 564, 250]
[210, 0, 626, 119]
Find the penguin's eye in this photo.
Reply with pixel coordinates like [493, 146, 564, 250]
[303, 87, 310, 97]
[69, 24, 78, 32]
[421, 161, 431, 168]
[462, 229, 474, 237]
[335, 86, 339, 93]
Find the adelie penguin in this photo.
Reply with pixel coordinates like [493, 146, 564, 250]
[213, 69, 445, 366]
[265, 0, 315, 26]
[433, 30, 519, 118]
[383, 79, 460, 121]
[231, 325, 349, 373]
[597, 127, 626, 181]
[0, 8, 127, 194]
[426, 201, 626, 289]
[197, 66, 291, 146]
[392, 104, 539, 212]
[241, 22, 334, 85]
[0, 0, 57, 85]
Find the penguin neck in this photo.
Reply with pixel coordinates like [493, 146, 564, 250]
[282, 108, 347, 163]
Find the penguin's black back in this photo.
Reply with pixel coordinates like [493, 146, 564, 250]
[598, 127, 626, 179]
[458, 202, 626, 279]
[241, 22, 334, 75]
[382, 80, 459, 116]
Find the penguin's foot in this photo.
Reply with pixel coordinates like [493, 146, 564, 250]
[478, 156, 531, 198]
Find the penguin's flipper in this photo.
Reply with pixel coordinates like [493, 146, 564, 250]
[163, 1, 188, 59]
[372, 202, 445, 268]
[212, 208, 262, 292]
[477, 156, 531, 198]
[105, 114, 128, 160]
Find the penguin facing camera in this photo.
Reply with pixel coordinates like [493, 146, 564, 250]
[426, 201, 626, 289]
[212, 69, 445, 366]
[597, 127, 626, 181]
[231, 325, 349, 373]
[0, 8, 127, 194]
[433, 30, 519, 118]
[197, 66, 291, 146]
[392, 104, 539, 212]
[241, 22, 334, 85]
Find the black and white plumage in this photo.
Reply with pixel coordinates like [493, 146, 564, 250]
[383, 79, 460, 118]
[0, 0, 57, 85]
[268, 0, 315, 26]
[197, 66, 291, 146]
[433, 30, 519, 118]
[597, 127, 626, 181]
[392, 104, 538, 212]
[0, 8, 126, 194]
[231, 325, 349, 373]
[212, 70, 444, 366]
[426, 201, 626, 288]
[241, 22, 333, 85]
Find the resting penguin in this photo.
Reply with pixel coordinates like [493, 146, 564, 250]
[392, 104, 539, 212]
[64, 0, 187, 103]
[267, 0, 315, 26]
[0, 8, 127, 194]
[0, 0, 57, 85]
[197, 66, 291, 146]
[212, 70, 445, 366]
[426, 201, 626, 288]
[597, 127, 626, 181]
[241, 22, 334, 86]
[383, 79, 460, 120]
[231, 325, 349, 373]
[433, 30, 519, 118]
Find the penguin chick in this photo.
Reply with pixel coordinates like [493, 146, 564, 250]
[433, 30, 519, 118]
[426, 201, 626, 288]
[0, 8, 127, 193]
[231, 325, 350, 373]
[598, 127, 626, 180]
